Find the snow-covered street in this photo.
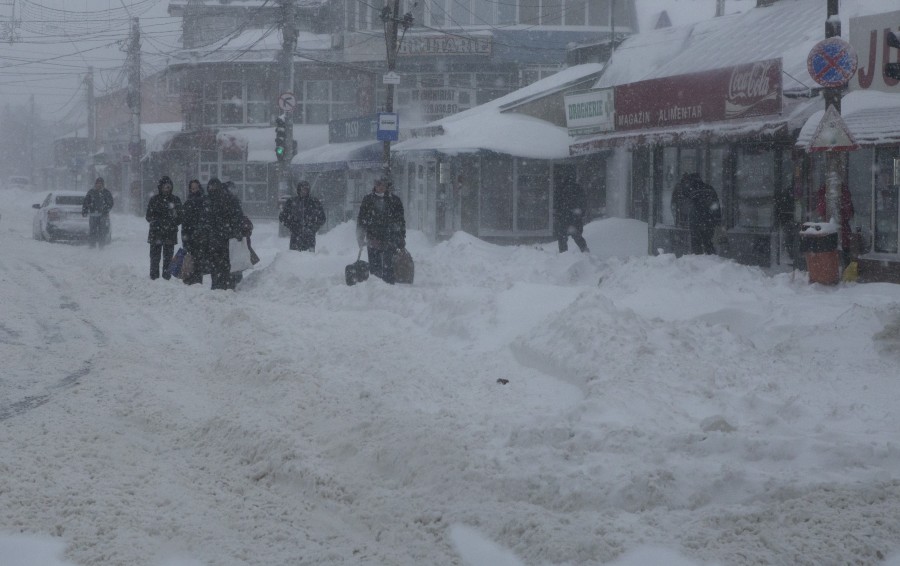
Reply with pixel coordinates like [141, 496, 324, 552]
[2, 187, 900, 566]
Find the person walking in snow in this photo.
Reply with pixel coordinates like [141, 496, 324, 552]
[82, 176, 114, 248]
[145, 175, 183, 279]
[672, 172, 721, 255]
[280, 180, 326, 252]
[180, 179, 209, 285]
[554, 179, 589, 253]
[356, 177, 406, 284]
[204, 177, 244, 290]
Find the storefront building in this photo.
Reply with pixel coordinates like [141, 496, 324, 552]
[390, 64, 606, 242]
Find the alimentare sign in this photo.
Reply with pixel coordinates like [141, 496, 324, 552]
[614, 58, 783, 131]
[398, 34, 491, 57]
[564, 88, 614, 135]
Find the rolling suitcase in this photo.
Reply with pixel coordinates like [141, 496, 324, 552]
[393, 248, 414, 284]
[345, 247, 369, 286]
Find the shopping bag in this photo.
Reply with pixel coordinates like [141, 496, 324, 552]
[168, 248, 186, 278]
[228, 238, 254, 272]
[181, 252, 194, 279]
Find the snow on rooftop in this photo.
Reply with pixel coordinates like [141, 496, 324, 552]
[392, 63, 604, 158]
[171, 28, 331, 64]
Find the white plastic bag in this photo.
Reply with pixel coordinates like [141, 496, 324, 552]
[228, 238, 253, 272]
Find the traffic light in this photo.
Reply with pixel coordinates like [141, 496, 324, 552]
[275, 116, 287, 161]
[885, 31, 900, 80]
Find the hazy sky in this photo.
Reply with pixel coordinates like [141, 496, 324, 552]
[0, 0, 889, 128]
[0, 0, 180, 123]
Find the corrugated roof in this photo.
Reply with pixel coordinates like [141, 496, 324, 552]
[597, 0, 824, 90]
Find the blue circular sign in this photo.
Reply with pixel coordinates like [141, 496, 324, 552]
[807, 37, 858, 87]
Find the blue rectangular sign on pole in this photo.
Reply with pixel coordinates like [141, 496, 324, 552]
[376, 113, 399, 142]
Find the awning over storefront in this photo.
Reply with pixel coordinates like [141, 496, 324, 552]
[795, 91, 900, 150]
[570, 96, 821, 156]
[291, 140, 382, 172]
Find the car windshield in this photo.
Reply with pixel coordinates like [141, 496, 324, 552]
[55, 196, 83, 206]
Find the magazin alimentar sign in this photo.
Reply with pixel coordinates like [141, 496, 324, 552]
[613, 58, 783, 131]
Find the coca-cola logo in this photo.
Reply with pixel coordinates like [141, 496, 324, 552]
[728, 61, 775, 103]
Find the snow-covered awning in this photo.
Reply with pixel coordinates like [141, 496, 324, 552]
[570, 95, 821, 155]
[795, 90, 900, 150]
[390, 64, 605, 160]
[392, 112, 573, 159]
[291, 140, 382, 173]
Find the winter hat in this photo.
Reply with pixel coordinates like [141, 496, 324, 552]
[158, 176, 173, 189]
[207, 177, 222, 191]
[297, 180, 310, 193]
[95, 177, 105, 185]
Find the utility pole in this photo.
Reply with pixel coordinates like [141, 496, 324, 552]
[126, 17, 141, 215]
[823, 0, 844, 237]
[29, 93, 34, 184]
[276, 0, 297, 202]
[85, 66, 95, 181]
[381, 0, 411, 184]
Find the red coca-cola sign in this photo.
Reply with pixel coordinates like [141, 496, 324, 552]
[614, 58, 782, 131]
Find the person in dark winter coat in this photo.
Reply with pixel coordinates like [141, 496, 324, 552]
[204, 177, 244, 290]
[82, 177, 114, 248]
[145, 175, 183, 279]
[280, 180, 326, 252]
[356, 177, 406, 284]
[554, 180, 589, 253]
[180, 179, 209, 285]
[671, 172, 721, 255]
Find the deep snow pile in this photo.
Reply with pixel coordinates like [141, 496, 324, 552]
[1, 187, 900, 566]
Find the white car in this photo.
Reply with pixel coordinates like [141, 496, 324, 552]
[7, 176, 32, 190]
[32, 191, 93, 242]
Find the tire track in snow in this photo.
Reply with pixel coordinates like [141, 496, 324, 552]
[0, 261, 106, 421]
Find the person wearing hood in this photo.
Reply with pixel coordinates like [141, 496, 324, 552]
[671, 172, 721, 255]
[180, 179, 209, 285]
[356, 177, 406, 284]
[279, 180, 326, 252]
[145, 175, 183, 279]
[204, 177, 244, 290]
[82, 177, 114, 248]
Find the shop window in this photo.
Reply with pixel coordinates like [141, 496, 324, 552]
[428, 0, 446, 27]
[847, 148, 873, 239]
[566, 0, 587, 25]
[541, 0, 562, 25]
[734, 146, 775, 229]
[451, 0, 472, 25]
[520, 0, 539, 25]
[517, 160, 550, 231]
[497, 0, 516, 25]
[295, 79, 358, 124]
[874, 147, 899, 254]
[481, 154, 513, 230]
[220, 82, 243, 125]
[246, 83, 269, 125]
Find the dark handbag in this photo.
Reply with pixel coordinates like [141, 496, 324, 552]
[393, 248, 414, 284]
[345, 248, 369, 286]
